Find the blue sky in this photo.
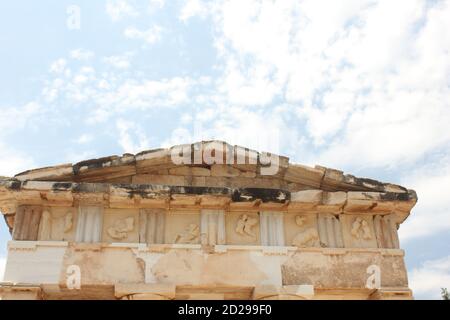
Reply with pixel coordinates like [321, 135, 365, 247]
[0, 0, 449, 299]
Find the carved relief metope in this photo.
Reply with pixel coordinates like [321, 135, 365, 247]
[292, 215, 320, 248]
[39, 210, 74, 241]
[341, 215, 377, 248]
[107, 217, 135, 240]
[236, 214, 258, 238]
[351, 217, 372, 240]
[174, 224, 200, 244]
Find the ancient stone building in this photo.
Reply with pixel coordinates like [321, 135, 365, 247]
[0, 141, 417, 300]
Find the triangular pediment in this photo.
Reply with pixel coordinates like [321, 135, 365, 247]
[11, 140, 409, 194]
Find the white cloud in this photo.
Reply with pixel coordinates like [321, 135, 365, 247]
[49, 58, 67, 74]
[409, 256, 450, 300]
[116, 119, 151, 153]
[400, 156, 450, 241]
[0, 143, 35, 177]
[70, 49, 94, 61]
[0, 102, 41, 176]
[106, 0, 138, 21]
[41, 58, 194, 123]
[103, 53, 133, 69]
[75, 134, 94, 144]
[124, 25, 163, 44]
[179, 0, 210, 22]
[203, 0, 450, 171]
[90, 77, 193, 119]
[149, 0, 165, 9]
[0, 256, 5, 281]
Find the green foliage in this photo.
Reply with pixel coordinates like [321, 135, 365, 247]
[442, 288, 449, 300]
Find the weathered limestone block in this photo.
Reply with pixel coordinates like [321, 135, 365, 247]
[284, 164, 325, 188]
[38, 207, 76, 241]
[0, 285, 42, 300]
[60, 244, 145, 285]
[289, 190, 322, 211]
[210, 164, 241, 177]
[281, 250, 408, 288]
[165, 212, 200, 244]
[169, 166, 211, 176]
[373, 214, 400, 249]
[102, 209, 139, 243]
[137, 249, 285, 287]
[260, 212, 285, 246]
[132, 174, 186, 186]
[226, 212, 260, 245]
[73, 192, 106, 207]
[341, 215, 377, 248]
[369, 288, 413, 300]
[3, 241, 68, 284]
[345, 192, 377, 213]
[317, 192, 347, 214]
[198, 195, 230, 208]
[75, 206, 103, 243]
[285, 214, 320, 248]
[200, 209, 225, 246]
[73, 154, 136, 182]
[139, 209, 165, 244]
[12, 205, 43, 241]
[135, 148, 174, 174]
[14, 164, 74, 182]
[14, 190, 42, 205]
[317, 214, 344, 248]
[109, 185, 137, 208]
[319, 167, 346, 191]
[45, 191, 74, 206]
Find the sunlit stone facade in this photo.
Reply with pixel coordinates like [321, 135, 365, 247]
[0, 141, 417, 300]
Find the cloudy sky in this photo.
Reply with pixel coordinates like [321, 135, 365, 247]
[0, 0, 449, 299]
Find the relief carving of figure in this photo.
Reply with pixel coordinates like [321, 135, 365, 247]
[107, 217, 135, 240]
[174, 224, 200, 244]
[351, 217, 372, 240]
[292, 215, 320, 247]
[235, 214, 258, 238]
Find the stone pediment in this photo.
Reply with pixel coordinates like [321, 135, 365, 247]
[11, 140, 411, 194]
[0, 141, 417, 234]
[0, 141, 418, 300]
